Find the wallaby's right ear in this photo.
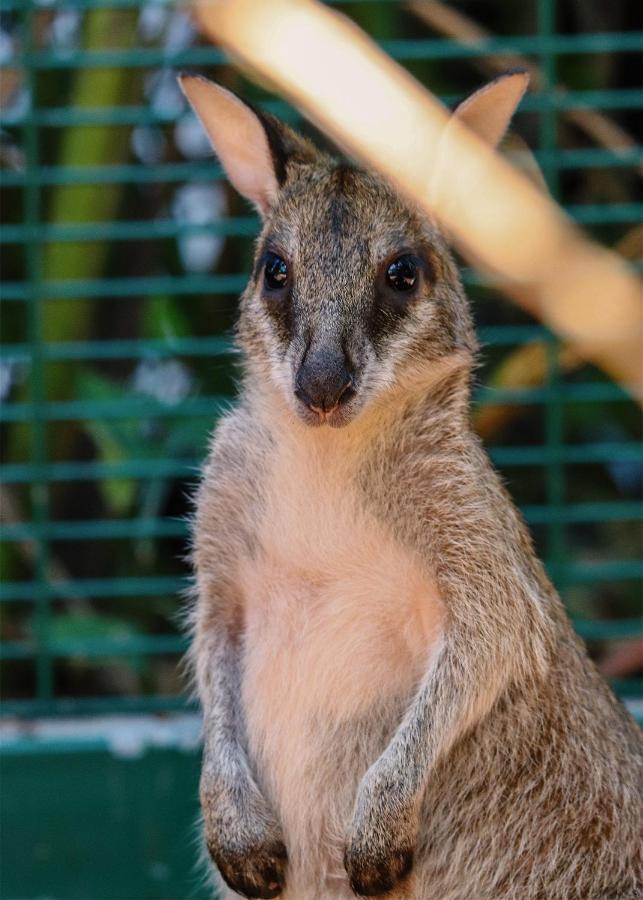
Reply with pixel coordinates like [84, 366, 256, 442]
[178, 75, 316, 217]
[449, 70, 530, 150]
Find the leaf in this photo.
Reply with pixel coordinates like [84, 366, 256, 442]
[49, 612, 149, 674]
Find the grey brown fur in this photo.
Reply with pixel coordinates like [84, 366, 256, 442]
[183, 76, 643, 899]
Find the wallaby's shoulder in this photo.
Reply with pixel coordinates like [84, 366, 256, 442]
[202, 401, 268, 480]
[194, 401, 272, 560]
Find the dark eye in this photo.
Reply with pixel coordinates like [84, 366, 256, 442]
[264, 253, 289, 290]
[386, 255, 418, 292]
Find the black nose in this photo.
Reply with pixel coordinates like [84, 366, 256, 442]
[295, 347, 355, 413]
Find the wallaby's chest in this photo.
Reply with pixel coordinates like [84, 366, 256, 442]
[237, 435, 444, 723]
[235, 432, 443, 873]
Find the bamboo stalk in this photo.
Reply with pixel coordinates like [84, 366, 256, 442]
[192, 0, 642, 401]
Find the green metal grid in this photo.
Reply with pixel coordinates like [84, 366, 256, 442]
[1, 0, 642, 720]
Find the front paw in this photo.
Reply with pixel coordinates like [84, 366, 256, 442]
[344, 837, 414, 897]
[201, 774, 287, 898]
[210, 833, 287, 899]
[344, 767, 416, 897]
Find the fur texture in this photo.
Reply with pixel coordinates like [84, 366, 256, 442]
[184, 77, 643, 900]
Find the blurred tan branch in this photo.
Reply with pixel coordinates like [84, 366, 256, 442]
[474, 225, 643, 438]
[599, 639, 643, 679]
[406, 0, 643, 176]
[192, 0, 642, 402]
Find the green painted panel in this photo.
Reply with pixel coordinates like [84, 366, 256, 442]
[0, 745, 214, 900]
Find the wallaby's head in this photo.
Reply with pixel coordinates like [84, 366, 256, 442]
[179, 71, 528, 427]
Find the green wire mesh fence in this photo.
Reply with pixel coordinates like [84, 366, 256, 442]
[1, 0, 642, 720]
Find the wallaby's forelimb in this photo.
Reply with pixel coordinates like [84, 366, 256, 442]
[346, 419, 552, 895]
[194, 604, 288, 900]
[191, 429, 288, 900]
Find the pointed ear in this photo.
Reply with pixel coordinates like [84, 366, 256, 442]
[178, 75, 317, 217]
[450, 70, 530, 150]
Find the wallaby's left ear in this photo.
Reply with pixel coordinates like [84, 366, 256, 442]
[450, 70, 530, 149]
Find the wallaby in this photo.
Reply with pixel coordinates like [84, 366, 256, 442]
[179, 70, 643, 900]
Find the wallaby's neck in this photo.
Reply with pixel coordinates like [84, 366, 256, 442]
[246, 350, 474, 465]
